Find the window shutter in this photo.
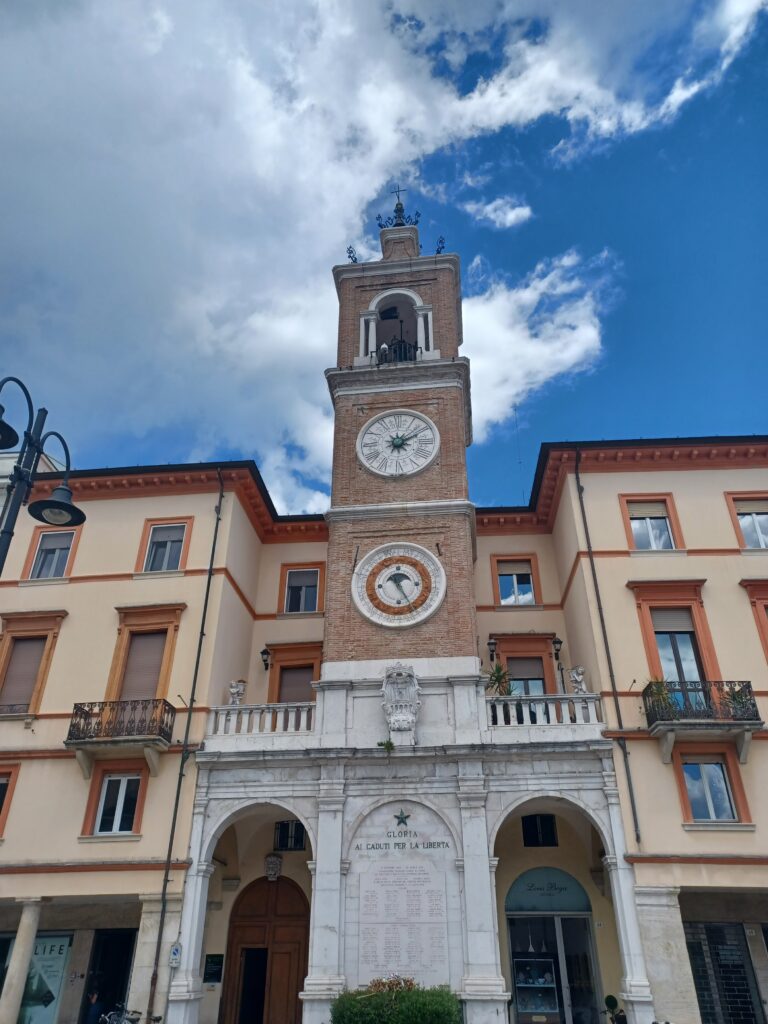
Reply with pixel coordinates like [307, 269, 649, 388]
[1, 637, 46, 709]
[278, 666, 314, 702]
[628, 501, 668, 518]
[651, 608, 694, 631]
[735, 499, 768, 514]
[120, 631, 166, 700]
[507, 657, 544, 679]
[497, 560, 532, 576]
[287, 570, 318, 588]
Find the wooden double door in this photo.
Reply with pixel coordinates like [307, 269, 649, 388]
[221, 877, 309, 1024]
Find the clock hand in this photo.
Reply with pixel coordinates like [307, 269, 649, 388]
[399, 425, 430, 443]
[394, 578, 416, 611]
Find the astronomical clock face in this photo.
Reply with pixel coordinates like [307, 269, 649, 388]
[351, 542, 447, 628]
[356, 409, 440, 477]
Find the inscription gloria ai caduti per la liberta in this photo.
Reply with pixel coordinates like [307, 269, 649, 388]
[345, 801, 461, 989]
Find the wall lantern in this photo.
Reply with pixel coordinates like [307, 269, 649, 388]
[260, 647, 271, 671]
[487, 637, 497, 664]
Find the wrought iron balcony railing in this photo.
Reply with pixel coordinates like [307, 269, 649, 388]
[377, 339, 417, 365]
[66, 699, 175, 745]
[642, 680, 761, 728]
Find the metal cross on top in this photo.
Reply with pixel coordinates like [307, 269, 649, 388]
[391, 184, 407, 202]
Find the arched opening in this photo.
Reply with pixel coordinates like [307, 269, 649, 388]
[201, 805, 313, 1024]
[375, 291, 420, 362]
[494, 800, 620, 1024]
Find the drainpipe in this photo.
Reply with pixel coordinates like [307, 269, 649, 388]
[574, 450, 642, 845]
[145, 468, 225, 1022]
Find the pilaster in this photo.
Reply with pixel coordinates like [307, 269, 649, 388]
[634, 886, 700, 1024]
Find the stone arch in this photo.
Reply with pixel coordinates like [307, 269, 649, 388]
[343, 794, 460, 860]
[202, 796, 317, 865]
[488, 790, 614, 858]
[367, 286, 424, 310]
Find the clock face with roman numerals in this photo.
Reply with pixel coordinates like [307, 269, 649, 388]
[356, 409, 440, 477]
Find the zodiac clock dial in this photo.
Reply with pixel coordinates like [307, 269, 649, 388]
[356, 409, 440, 477]
[351, 542, 447, 628]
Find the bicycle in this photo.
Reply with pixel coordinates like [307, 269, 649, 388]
[99, 1006, 162, 1024]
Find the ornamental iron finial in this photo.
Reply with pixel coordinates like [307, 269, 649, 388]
[377, 184, 420, 229]
[346, 245, 358, 263]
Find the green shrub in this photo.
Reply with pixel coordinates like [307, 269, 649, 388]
[330, 986, 462, 1024]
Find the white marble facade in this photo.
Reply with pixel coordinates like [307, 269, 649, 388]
[166, 661, 658, 1024]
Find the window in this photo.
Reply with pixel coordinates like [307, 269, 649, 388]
[740, 580, 768, 664]
[522, 814, 558, 847]
[278, 562, 325, 615]
[135, 517, 193, 574]
[284, 569, 319, 613]
[30, 531, 75, 579]
[651, 608, 707, 712]
[0, 764, 20, 837]
[106, 605, 185, 702]
[267, 642, 323, 703]
[491, 555, 541, 606]
[95, 774, 142, 834]
[0, 612, 66, 715]
[620, 494, 683, 550]
[507, 657, 546, 697]
[144, 524, 186, 572]
[274, 820, 306, 851]
[682, 760, 736, 822]
[278, 666, 314, 703]
[734, 500, 768, 549]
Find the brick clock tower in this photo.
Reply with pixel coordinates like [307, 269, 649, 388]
[323, 200, 478, 681]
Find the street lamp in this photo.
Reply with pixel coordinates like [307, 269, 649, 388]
[552, 635, 566, 692]
[0, 376, 85, 575]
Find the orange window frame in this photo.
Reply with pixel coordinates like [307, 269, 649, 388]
[81, 758, 149, 836]
[725, 492, 768, 548]
[135, 517, 194, 573]
[619, 493, 685, 550]
[490, 553, 542, 607]
[267, 642, 323, 703]
[0, 762, 21, 837]
[672, 743, 750, 823]
[21, 524, 83, 581]
[490, 634, 559, 694]
[740, 579, 768, 664]
[0, 610, 68, 715]
[277, 562, 326, 614]
[105, 604, 186, 701]
[626, 580, 721, 680]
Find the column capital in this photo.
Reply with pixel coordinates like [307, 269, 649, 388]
[13, 897, 44, 906]
[457, 790, 487, 810]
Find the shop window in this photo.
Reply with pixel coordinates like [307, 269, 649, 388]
[522, 814, 558, 847]
[274, 820, 306, 851]
[30, 530, 75, 579]
[0, 611, 66, 715]
[267, 642, 322, 703]
[82, 761, 148, 836]
[681, 760, 736, 821]
[278, 562, 325, 614]
[492, 556, 539, 606]
[0, 764, 20, 837]
[135, 517, 193, 573]
[106, 605, 185, 702]
[620, 494, 683, 550]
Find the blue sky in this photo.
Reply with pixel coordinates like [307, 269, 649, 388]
[0, 2, 765, 512]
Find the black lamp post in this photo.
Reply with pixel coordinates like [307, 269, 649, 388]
[552, 635, 566, 692]
[0, 376, 85, 576]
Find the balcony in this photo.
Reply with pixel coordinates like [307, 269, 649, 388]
[641, 680, 764, 762]
[485, 694, 604, 744]
[377, 338, 417, 365]
[65, 698, 176, 776]
[207, 702, 315, 752]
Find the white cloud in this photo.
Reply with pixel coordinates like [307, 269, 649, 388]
[464, 252, 611, 442]
[0, 0, 763, 510]
[463, 197, 533, 229]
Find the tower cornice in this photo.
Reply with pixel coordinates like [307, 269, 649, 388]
[332, 252, 461, 295]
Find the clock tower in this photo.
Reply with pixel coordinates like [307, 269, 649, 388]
[323, 199, 478, 677]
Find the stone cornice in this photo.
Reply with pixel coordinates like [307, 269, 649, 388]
[332, 253, 461, 294]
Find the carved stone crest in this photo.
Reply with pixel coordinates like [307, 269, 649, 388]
[382, 663, 421, 746]
[569, 666, 587, 694]
[228, 679, 246, 706]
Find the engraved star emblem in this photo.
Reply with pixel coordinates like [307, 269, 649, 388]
[394, 809, 410, 827]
